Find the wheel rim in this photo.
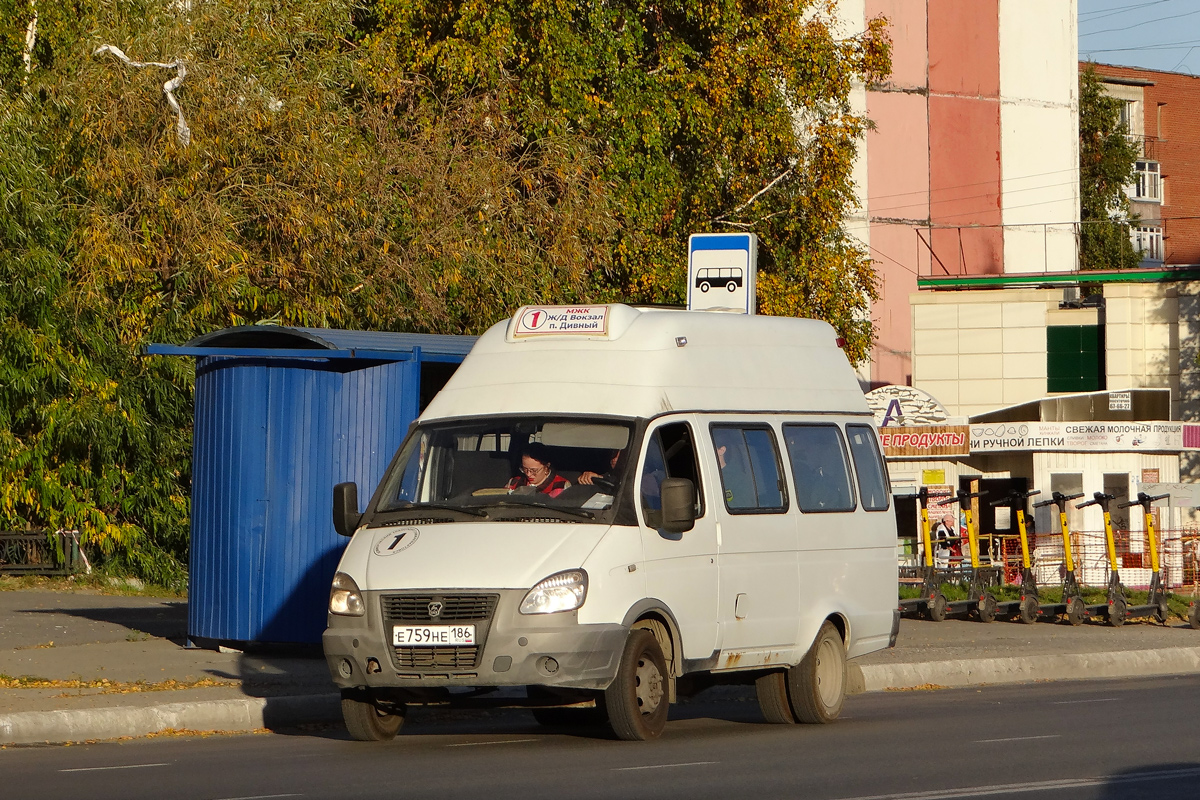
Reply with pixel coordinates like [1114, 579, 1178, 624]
[634, 652, 664, 716]
[814, 637, 844, 708]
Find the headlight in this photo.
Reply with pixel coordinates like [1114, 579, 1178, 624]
[520, 570, 588, 615]
[329, 572, 365, 616]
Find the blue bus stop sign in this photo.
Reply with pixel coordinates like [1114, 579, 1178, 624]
[687, 233, 757, 314]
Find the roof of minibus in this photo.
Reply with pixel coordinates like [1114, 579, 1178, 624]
[420, 305, 869, 421]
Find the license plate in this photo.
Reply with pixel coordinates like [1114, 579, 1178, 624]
[393, 625, 476, 646]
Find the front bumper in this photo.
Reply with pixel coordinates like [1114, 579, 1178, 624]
[323, 589, 626, 691]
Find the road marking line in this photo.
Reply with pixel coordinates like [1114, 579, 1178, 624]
[211, 794, 302, 800]
[446, 738, 538, 747]
[973, 734, 1061, 744]
[59, 763, 170, 773]
[1051, 697, 1117, 704]
[614, 761, 718, 771]
[828, 765, 1200, 800]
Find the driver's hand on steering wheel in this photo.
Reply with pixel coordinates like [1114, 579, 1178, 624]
[579, 471, 602, 485]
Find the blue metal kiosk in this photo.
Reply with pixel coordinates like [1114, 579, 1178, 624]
[148, 327, 475, 646]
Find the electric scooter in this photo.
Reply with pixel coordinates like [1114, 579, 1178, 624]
[987, 490, 1042, 624]
[1077, 491, 1169, 627]
[899, 487, 947, 621]
[1113, 491, 1172, 626]
[936, 488, 998, 622]
[1030, 491, 1098, 625]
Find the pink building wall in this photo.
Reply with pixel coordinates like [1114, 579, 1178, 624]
[865, 0, 1004, 387]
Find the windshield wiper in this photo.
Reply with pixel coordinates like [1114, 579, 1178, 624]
[391, 502, 488, 518]
[485, 499, 595, 520]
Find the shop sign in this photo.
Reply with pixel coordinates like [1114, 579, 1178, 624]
[1109, 391, 1132, 411]
[969, 421, 1183, 453]
[879, 425, 970, 458]
[922, 469, 946, 485]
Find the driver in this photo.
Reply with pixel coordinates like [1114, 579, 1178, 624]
[579, 449, 621, 486]
[506, 443, 571, 498]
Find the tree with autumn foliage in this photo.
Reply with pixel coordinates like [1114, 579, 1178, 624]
[0, 0, 889, 584]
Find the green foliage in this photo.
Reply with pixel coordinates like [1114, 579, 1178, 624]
[1078, 65, 1141, 271]
[0, 0, 888, 584]
[369, 0, 890, 360]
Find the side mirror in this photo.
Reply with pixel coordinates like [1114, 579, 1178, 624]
[333, 482, 361, 537]
[660, 477, 697, 534]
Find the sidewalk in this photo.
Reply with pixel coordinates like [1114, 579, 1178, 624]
[2, 588, 1199, 745]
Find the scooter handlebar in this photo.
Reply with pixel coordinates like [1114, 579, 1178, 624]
[1118, 491, 1171, 509]
[990, 489, 1041, 507]
[1034, 491, 1083, 509]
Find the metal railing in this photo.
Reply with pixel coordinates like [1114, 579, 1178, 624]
[0, 530, 82, 576]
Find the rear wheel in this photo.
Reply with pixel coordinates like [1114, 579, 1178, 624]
[755, 671, 795, 724]
[1189, 603, 1200, 630]
[787, 621, 846, 724]
[977, 593, 998, 623]
[1019, 596, 1039, 625]
[928, 593, 948, 623]
[1067, 597, 1086, 626]
[605, 629, 669, 741]
[1108, 596, 1127, 628]
[341, 689, 405, 741]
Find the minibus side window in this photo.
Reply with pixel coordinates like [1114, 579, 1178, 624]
[640, 422, 705, 527]
[782, 424, 856, 513]
[710, 426, 787, 513]
[846, 425, 891, 511]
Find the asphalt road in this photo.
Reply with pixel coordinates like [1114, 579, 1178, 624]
[5, 676, 1200, 800]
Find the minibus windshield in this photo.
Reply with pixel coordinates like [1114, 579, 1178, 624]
[374, 417, 634, 522]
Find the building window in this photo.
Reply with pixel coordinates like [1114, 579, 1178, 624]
[1047, 326, 1105, 393]
[1130, 161, 1161, 202]
[1131, 226, 1163, 262]
[1119, 100, 1135, 131]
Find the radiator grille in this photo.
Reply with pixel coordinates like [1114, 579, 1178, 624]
[380, 593, 498, 622]
[392, 646, 480, 670]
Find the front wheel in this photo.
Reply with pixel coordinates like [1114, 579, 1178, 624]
[726, 281, 738, 292]
[787, 621, 846, 724]
[341, 689, 405, 741]
[605, 629, 669, 741]
[699, 282, 710, 293]
[1189, 603, 1200, 630]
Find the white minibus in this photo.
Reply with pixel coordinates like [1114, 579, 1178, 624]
[324, 304, 898, 741]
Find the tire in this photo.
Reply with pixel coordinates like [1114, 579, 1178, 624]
[1154, 599, 1169, 625]
[605, 629, 670, 741]
[341, 689, 405, 741]
[700, 282, 710, 293]
[755, 671, 796, 724]
[1189, 603, 1200, 630]
[1019, 596, 1039, 625]
[787, 621, 846, 724]
[928, 593, 948, 623]
[1108, 596, 1127, 628]
[1067, 597, 1086, 626]
[726, 281, 737, 292]
[977, 593, 998, 624]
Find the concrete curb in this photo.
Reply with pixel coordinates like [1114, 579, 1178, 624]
[854, 646, 1200, 691]
[6, 647, 1200, 745]
[0, 693, 341, 746]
